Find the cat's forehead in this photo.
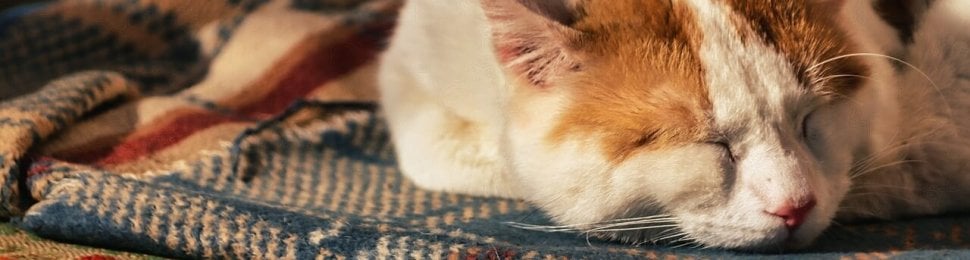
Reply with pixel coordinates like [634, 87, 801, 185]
[572, 0, 865, 97]
[548, 0, 867, 163]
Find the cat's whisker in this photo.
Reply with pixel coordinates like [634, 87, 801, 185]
[849, 127, 956, 173]
[586, 224, 680, 233]
[669, 236, 699, 249]
[633, 239, 651, 247]
[850, 159, 925, 179]
[635, 231, 671, 247]
[850, 184, 919, 192]
[808, 52, 953, 118]
[597, 214, 676, 224]
[844, 192, 893, 198]
[503, 214, 676, 232]
[848, 127, 945, 174]
[853, 135, 920, 168]
[850, 153, 904, 178]
[502, 224, 578, 232]
[851, 130, 906, 170]
[806, 53, 857, 74]
[626, 228, 678, 246]
[654, 231, 689, 243]
[585, 222, 680, 233]
[846, 181, 917, 200]
[589, 221, 674, 231]
[586, 218, 679, 230]
[836, 205, 885, 219]
[813, 74, 871, 86]
[684, 239, 706, 250]
[669, 242, 692, 249]
[584, 216, 677, 227]
[506, 225, 581, 232]
[652, 227, 680, 239]
[851, 139, 908, 170]
[841, 191, 924, 206]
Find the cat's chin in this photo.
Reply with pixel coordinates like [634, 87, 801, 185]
[710, 224, 828, 251]
[584, 228, 806, 252]
[684, 227, 816, 252]
[581, 219, 825, 252]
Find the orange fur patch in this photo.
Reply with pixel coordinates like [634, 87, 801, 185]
[542, 1, 871, 164]
[545, 0, 712, 164]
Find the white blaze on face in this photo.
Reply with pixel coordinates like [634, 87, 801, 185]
[686, 0, 805, 133]
[682, 0, 826, 248]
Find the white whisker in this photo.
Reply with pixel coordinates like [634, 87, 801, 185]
[808, 52, 952, 118]
[848, 125, 948, 179]
[585, 218, 678, 230]
[812, 74, 871, 85]
[654, 231, 689, 243]
[669, 236, 698, 249]
[502, 214, 676, 232]
[850, 184, 918, 192]
[850, 159, 924, 179]
[587, 224, 680, 233]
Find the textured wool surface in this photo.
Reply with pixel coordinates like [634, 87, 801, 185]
[1, 0, 970, 259]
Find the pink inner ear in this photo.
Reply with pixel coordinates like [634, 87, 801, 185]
[496, 36, 577, 88]
[482, 0, 582, 88]
[496, 43, 530, 65]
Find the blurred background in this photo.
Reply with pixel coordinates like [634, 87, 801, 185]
[1, 0, 45, 11]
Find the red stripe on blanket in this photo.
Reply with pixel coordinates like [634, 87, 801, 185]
[63, 25, 389, 165]
[237, 27, 388, 117]
[57, 109, 242, 164]
[93, 111, 239, 165]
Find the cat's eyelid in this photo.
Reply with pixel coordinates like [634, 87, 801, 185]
[800, 109, 816, 140]
[704, 140, 737, 163]
[701, 133, 732, 152]
[701, 134, 729, 145]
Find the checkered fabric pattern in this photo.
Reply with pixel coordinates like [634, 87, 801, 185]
[1, 0, 970, 259]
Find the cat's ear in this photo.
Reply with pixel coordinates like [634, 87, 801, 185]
[481, 0, 584, 88]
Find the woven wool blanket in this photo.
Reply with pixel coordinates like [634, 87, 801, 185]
[1, 0, 970, 259]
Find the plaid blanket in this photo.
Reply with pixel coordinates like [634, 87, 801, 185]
[1, 0, 970, 259]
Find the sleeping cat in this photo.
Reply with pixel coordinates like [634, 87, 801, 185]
[377, 0, 970, 251]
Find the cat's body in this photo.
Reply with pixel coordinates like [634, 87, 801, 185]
[378, 0, 970, 250]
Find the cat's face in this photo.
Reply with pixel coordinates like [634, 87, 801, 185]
[488, 0, 898, 250]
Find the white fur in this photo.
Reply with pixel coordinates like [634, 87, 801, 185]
[378, 0, 517, 197]
[378, 0, 970, 251]
[681, 0, 864, 248]
[837, 0, 970, 220]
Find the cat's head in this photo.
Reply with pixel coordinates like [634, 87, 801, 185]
[486, 0, 900, 250]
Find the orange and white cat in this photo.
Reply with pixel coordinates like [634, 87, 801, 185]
[378, 0, 970, 250]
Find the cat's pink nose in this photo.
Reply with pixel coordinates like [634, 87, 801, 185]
[766, 198, 816, 231]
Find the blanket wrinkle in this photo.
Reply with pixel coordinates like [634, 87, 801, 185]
[0, 0, 969, 259]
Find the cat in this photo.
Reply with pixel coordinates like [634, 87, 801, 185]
[377, 0, 970, 251]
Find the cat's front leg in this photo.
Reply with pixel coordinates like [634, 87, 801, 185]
[378, 62, 520, 199]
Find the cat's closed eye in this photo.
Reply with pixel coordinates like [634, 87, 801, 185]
[708, 141, 737, 163]
[801, 111, 822, 144]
